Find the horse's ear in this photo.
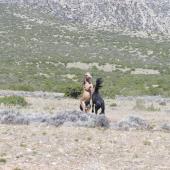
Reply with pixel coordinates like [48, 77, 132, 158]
[83, 77, 86, 85]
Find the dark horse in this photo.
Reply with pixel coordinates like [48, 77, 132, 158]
[92, 78, 105, 114]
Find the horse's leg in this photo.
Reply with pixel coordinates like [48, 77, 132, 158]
[80, 100, 86, 112]
[95, 105, 98, 114]
[92, 102, 94, 113]
[100, 102, 105, 114]
[80, 104, 83, 111]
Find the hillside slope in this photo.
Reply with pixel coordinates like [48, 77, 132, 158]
[0, 2, 170, 97]
[0, 0, 170, 35]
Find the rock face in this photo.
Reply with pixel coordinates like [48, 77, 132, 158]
[0, 0, 170, 35]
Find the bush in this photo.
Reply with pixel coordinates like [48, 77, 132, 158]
[0, 96, 27, 106]
[110, 103, 117, 107]
[0, 158, 6, 163]
[64, 84, 82, 98]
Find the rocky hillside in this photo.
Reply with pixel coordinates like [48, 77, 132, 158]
[0, 1, 170, 97]
[0, 0, 170, 35]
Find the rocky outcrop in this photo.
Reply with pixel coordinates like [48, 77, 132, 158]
[0, 0, 170, 35]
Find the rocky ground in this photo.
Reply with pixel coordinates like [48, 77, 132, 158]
[0, 91, 170, 170]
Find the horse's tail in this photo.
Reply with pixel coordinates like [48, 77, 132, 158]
[94, 78, 103, 93]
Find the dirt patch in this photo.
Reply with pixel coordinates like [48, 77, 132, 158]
[131, 68, 160, 75]
[66, 62, 130, 72]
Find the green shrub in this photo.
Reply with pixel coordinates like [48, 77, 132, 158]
[0, 158, 6, 163]
[64, 84, 82, 98]
[143, 140, 151, 146]
[0, 96, 27, 106]
[110, 103, 117, 107]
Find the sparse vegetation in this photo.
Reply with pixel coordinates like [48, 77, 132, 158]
[20, 143, 27, 147]
[13, 168, 22, 170]
[133, 99, 160, 112]
[146, 104, 160, 112]
[74, 138, 79, 142]
[9, 84, 34, 92]
[0, 158, 7, 163]
[0, 96, 27, 106]
[133, 99, 146, 110]
[110, 103, 117, 107]
[42, 132, 47, 135]
[143, 140, 151, 146]
[0, 2, 170, 170]
[87, 137, 92, 141]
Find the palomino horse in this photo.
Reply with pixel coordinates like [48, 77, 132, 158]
[80, 72, 93, 112]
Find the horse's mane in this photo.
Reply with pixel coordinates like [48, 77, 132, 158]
[94, 78, 103, 92]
